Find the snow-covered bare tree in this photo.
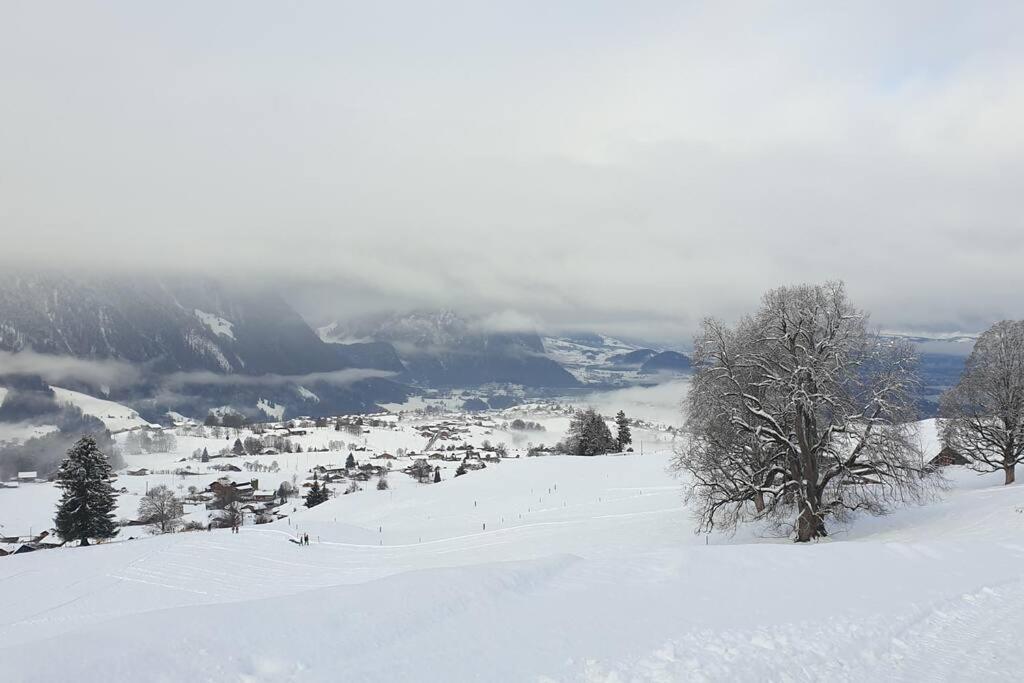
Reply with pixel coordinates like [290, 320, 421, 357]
[216, 502, 243, 529]
[940, 320, 1024, 485]
[138, 485, 185, 533]
[673, 282, 935, 542]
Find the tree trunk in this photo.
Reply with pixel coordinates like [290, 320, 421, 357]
[795, 490, 826, 542]
[753, 491, 766, 514]
[80, 537, 89, 546]
[1006, 464, 1016, 485]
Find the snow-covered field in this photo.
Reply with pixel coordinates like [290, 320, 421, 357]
[1, 410, 1024, 680]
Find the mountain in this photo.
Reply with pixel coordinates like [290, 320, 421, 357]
[0, 273, 409, 419]
[640, 351, 692, 375]
[0, 273, 350, 375]
[321, 311, 581, 389]
[543, 334, 690, 386]
[608, 349, 658, 366]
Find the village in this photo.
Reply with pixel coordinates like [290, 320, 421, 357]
[0, 400, 679, 556]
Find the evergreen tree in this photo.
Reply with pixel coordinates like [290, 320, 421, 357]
[455, 462, 468, 477]
[231, 438, 245, 456]
[201, 447, 209, 463]
[346, 453, 356, 469]
[304, 473, 329, 508]
[434, 466, 442, 483]
[562, 409, 617, 456]
[615, 410, 632, 451]
[54, 436, 118, 545]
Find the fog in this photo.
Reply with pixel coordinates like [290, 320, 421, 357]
[3, 2, 1023, 340]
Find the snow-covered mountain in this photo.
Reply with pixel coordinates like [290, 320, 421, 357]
[0, 273, 410, 419]
[0, 273, 348, 375]
[542, 333, 691, 386]
[321, 311, 581, 389]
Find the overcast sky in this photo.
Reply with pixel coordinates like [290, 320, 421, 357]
[2, 2, 1022, 343]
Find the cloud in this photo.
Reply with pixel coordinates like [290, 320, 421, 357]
[472, 311, 546, 335]
[2, 2, 1024, 340]
[0, 349, 143, 388]
[161, 368, 395, 389]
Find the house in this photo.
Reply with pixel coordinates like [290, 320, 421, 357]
[207, 478, 258, 501]
[403, 458, 434, 481]
[930, 446, 970, 467]
[17, 471, 38, 483]
[461, 456, 487, 472]
[126, 468, 150, 476]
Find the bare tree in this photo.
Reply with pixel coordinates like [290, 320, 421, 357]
[138, 485, 185, 533]
[940, 320, 1024, 485]
[673, 282, 935, 542]
[216, 502, 243, 529]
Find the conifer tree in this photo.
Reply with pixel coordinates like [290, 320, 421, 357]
[434, 466, 442, 483]
[562, 409, 617, 456]
[231, 438, 245, 456]
[304, 473, 329, 508]
[54, 436, 118, 545]
[615, 410, 632, 451]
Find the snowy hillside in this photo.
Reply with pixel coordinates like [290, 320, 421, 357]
[3, 412, 1024, 680]
[50, 386, 156, 432]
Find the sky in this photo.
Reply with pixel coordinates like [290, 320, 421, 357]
[1, 1, 1023, 343]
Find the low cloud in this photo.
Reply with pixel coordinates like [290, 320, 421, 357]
[472, 310, 546, 335]
[0, 349, 143, 388]
[161, 368, 395, 389]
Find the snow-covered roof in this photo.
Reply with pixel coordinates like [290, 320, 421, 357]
[17, 471, 38, 479]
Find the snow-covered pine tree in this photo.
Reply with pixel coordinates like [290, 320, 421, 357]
[305, 473, 328, 508]
[54, 436, 119, 546]
[346, 453, 356, 469]
[564, 409, 617, 456]
[232, 438, 245, 456]
[615, 410, 632, 451]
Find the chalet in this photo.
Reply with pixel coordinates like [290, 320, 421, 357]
[287, 429, 308, 437]
[461, 457, 487, 472]
[313, 465, 348, 477]
[930, 446, 970, 467]
[207, 478, 259, 501]
[17, 471, 38, 483]
[404, 458, 434, 481]
[261, 448, 280, 455]
[377, 452, 397, 460]
[126, 468, 150, 476]
[251, 490, 277, 503]
[214, 464, 242, 472]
